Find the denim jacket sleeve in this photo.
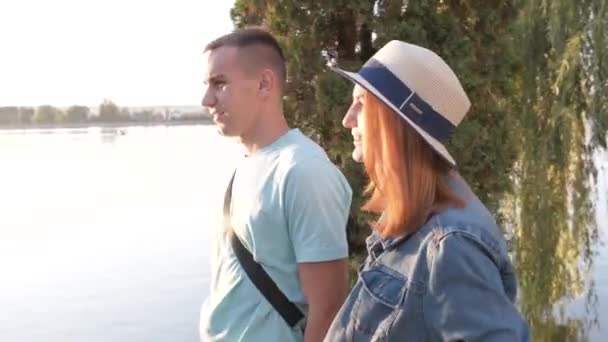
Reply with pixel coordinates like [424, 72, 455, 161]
[423, 232, 530, 341]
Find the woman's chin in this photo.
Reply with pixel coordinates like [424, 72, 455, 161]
[352, 148, 364, 163]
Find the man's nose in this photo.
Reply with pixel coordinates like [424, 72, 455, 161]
[201, 87, 215, 108]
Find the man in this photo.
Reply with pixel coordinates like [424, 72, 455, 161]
[199, 28, 353, 342]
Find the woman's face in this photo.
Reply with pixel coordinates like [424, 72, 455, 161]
[342, 85, 366, 162]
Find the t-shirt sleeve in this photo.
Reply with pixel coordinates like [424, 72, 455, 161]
[282, 157, 352, 263]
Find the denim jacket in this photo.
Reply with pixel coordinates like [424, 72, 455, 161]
[324, 173, 530, 341]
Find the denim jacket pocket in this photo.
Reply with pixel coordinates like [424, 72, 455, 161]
[349, 264, 406, 340]
[360, 264, 406, 308]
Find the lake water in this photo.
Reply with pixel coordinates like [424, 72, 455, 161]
[0, 125, 605, 341]
[0, 125, 241, 342]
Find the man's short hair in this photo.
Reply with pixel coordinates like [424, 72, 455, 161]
[205, 28, 287, 88]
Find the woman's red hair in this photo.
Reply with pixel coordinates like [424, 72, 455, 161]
[361, 91, 464, 237]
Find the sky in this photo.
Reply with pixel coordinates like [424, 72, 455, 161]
[0, 0, 235, 107]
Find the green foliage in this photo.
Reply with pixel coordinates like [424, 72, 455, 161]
[509, 1, 603, 339]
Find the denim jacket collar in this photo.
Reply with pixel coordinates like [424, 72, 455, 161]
[365, 214, 440, 261]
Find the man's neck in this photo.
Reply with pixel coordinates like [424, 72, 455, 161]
[240, 115, 289, 156]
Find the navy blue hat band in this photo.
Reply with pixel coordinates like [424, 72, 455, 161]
[358, 58, 455, 143]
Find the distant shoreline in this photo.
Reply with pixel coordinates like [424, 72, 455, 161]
[0, 119, 213, 131]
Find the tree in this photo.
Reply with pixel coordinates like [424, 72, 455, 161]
[98, 99, 121, 122]
[0, 107, 20, 125]
[65, 105, 90, 123]
[133, 109, 155, 122]
[508, 1, 604, 338]
[33, 105, 61, 124]
[120, 108, 131, 121]
[18, 107, 35, 124]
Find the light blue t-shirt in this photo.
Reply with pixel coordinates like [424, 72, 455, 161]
[200, 129, 353, 342]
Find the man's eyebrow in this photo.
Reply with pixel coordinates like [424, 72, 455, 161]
[204, 74, 227, 84]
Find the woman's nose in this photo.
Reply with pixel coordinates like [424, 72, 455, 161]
[342, 109, 358, 128]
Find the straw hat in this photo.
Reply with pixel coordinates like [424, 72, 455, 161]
[332, 40, 471, 166]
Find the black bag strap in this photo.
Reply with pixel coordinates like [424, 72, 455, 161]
[223, 171, 304, 328]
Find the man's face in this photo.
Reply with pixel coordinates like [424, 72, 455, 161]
[202, 46, 261, 137]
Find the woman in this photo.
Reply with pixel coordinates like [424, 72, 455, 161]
[324, 41, 530, 341]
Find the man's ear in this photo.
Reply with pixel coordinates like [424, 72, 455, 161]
[258, 69, 275, 97]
